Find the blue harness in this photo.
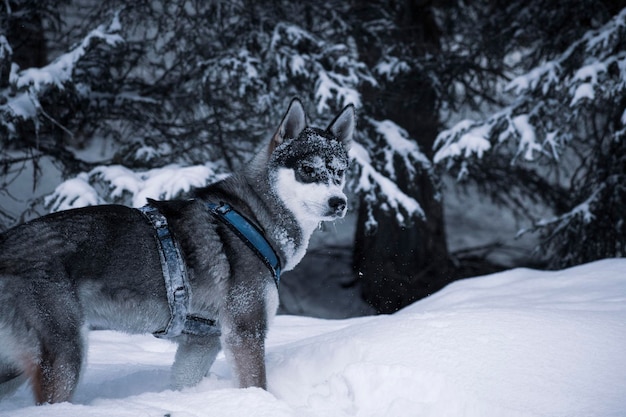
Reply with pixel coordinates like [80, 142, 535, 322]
[139, 201, 281, 339]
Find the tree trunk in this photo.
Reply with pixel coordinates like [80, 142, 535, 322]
[352, 0, 451, 313]
[7, 5, 48, 70]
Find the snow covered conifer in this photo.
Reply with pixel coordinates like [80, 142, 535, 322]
[434, 1, 626, 267]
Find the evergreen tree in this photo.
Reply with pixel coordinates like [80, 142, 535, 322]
[349, 0, 451, 313]
[1, 1, 373, 217]
[434, 0, 626, 268]
[1, 0, 448, 315]
[3, 0, 624, 314]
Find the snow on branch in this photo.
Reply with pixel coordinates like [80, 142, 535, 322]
[0, 13, 124, 138]
[0, 34, 11, 61]
[350, 142, 424, 228]
[45, 163, 227, 212]
[520, 184, 604, 235]
[315, 69, 362, 114]
[374, 55, 411, 81]
[269, 22, 375, 114]
[508, 8, 626, 99]
[516, 185, 607, 266]
[368, 118, 432, 181]
[202, 48, 264, 98]
[11, 14, 123, 93]
[434, 8, 626, 173]
[434, 119, 493, 165]
[44, 173, 104, 212]
[350, 118, 429, 232]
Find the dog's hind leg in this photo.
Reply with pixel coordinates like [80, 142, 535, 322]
[30, 336, 84, 404]
[26, 280, 86, 404]
[171, 334, 221, 389]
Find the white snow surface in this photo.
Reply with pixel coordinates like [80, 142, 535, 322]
[1, 259, 625, 417]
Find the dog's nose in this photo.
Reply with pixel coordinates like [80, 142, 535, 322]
[328, 196, 347, 214]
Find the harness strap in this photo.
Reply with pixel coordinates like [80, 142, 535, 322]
[140, 200, 282, 339]
[206, 202, 282, 288]
[140, 205, 220, 339]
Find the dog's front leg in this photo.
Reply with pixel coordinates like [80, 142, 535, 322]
[171, 334, 221, 389]
[223, 330, 267, 389]
[221, 285, 270, 389]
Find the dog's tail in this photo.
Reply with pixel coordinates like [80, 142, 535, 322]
[0, 367, 26, 400]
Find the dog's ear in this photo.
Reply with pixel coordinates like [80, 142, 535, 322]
[327, 104, 355, 151]
[270, 98, 307, 153]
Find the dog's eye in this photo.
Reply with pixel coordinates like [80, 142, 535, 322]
[302, 166, 315, 176]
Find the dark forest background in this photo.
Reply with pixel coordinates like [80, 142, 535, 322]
[2, 0, 625, 314]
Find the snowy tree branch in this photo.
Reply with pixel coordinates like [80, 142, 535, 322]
[45, 163, 227, 212]
[434, 8, 626, 171]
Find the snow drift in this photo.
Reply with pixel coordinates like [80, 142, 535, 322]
[1, 259, 625, 417]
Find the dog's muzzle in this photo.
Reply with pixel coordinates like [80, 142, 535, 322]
[327, 196, 347, 217]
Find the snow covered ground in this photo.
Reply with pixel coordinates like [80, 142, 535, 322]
[1, 258, 625, 417]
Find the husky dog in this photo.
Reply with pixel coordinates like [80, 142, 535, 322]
[0, 99, 354, 404]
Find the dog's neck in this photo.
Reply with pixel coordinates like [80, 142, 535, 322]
[264, 204, 318, 272]
[245, 171, 317, 272]
[202, 171, 315, 273]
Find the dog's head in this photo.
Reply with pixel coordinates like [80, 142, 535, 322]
[267, 99, 354, 224]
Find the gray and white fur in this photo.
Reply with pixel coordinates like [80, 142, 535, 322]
[0, 99, 354, 404]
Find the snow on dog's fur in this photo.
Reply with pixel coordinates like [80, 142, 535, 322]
[0, 99, 354, 404]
